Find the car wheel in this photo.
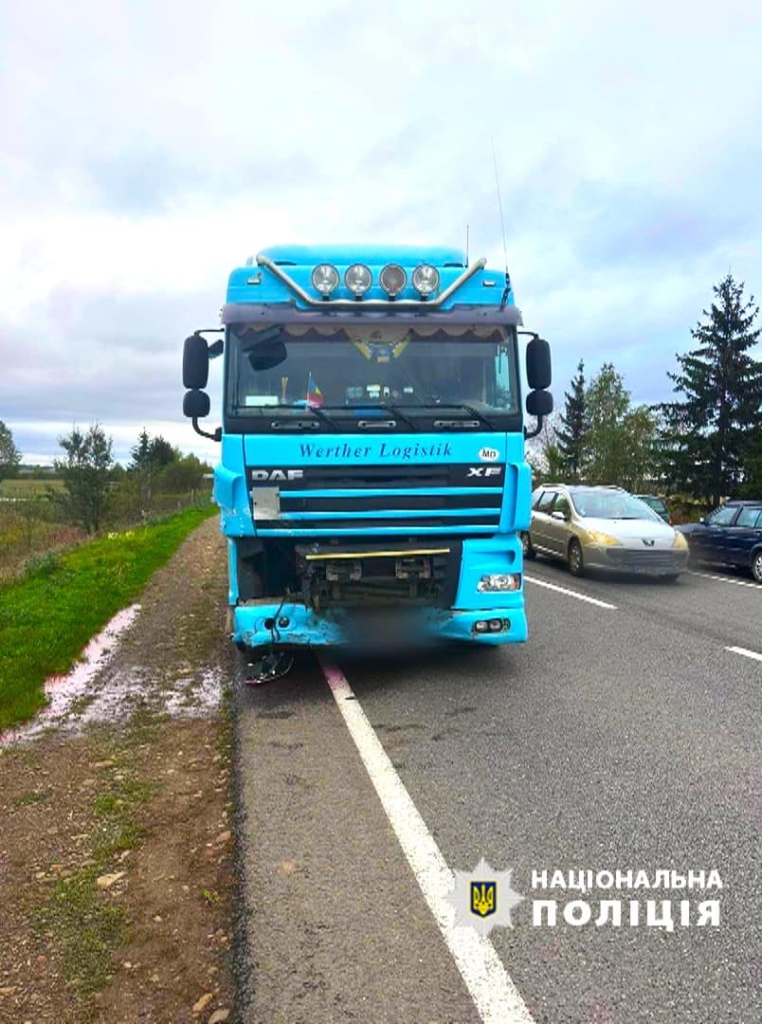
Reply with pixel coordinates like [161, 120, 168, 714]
[521, 532, 536, 560]
[751, 550, 762, 584]
[568, 538, 585, 577]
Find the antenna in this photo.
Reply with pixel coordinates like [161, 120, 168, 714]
[466, 223, 470, 267]
[491, 136, 508, 274]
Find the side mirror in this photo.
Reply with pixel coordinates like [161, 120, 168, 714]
[526, 389, 553, 417]
[526, 336, 551, 391]
[551, 509, 567, 521]
[183, 389, 210, 418]
[183, 333, 210, 389]
[183, 389, 220, 442]
[524, 388, 553, 440]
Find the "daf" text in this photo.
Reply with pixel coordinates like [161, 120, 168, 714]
[251, 469, 304, 482]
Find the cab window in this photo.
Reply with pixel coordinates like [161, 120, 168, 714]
[537, 491, 557, 513]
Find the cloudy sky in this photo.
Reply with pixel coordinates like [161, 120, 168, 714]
[2, 0, 761, 465]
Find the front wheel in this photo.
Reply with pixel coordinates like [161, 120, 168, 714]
[568, 538, 585, 577]
[751, 550, 762, 584]
[521, 532, 536, 560]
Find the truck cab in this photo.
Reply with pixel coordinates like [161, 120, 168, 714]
[183, 244, 552, 652]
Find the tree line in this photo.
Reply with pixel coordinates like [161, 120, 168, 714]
[0, 423, 211, 534]
[534, 273, 762, 507]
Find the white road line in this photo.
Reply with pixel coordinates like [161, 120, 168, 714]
[320, 658, 536, 1024]
[524, 575, 617, 610]
[726, 646, 762, 663]
[687, 570, 761, 590]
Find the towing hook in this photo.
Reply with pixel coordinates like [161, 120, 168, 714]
[244, 650, 295, 686]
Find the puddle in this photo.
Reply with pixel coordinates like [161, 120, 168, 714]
[1, 604, 223, 748]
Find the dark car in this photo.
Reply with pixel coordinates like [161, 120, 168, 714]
[634, 494, 672, 525]
[676, 501, 762, 583]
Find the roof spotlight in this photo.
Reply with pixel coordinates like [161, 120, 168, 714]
[345, 263, 372, 297]
[380, 263, 407, 298]
[412, 263, 440, 297]
[311, 263, 339, 296]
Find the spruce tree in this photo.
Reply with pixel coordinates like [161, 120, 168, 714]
[661, 274, 762, 504]
[556, 360, 588, 482]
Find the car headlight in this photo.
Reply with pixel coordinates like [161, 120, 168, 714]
[585, 530, 621, 547]
[673, 532, 688, 549]
[477, 573, 521, 592]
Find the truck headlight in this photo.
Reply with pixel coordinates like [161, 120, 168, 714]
[477, 573, 521, 592]
[380, 263, 407, 297]
[345, 263, 372, 296]
[412, 263, 440, 296]
[311, 264, 339, 296]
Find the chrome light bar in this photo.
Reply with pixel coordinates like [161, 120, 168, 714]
[256, 254, 487, 310]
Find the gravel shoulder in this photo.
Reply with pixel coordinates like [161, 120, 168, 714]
[0, 517, 237, 1023]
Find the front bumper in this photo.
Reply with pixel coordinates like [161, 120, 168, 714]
[589, 546, 690, 575]
[232, 599, 528, 650]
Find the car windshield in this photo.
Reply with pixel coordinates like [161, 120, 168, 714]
[569, 490, 662, 522]
[226, 323, 519, 422]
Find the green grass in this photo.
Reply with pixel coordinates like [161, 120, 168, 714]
[0, 506, 216, 731]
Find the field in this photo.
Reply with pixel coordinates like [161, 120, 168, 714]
[0, 477, 213, 580]
[0, 479, 82, 579]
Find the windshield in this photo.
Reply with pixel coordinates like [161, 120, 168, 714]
[569, 489, 663, 522]
[225, 323, 519, 432]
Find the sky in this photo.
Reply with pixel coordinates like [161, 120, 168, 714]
[1, 0, 761, 465]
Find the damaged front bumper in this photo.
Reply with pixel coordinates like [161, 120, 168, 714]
[231, 598, 528, 650]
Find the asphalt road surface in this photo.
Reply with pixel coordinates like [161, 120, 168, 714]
[234, 559, 762, 1024]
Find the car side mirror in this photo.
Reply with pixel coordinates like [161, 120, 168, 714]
[551, 509, 567, 521]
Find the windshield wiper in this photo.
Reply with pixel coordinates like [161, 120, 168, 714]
[369, 404, 420, 431]
[416, 404, 499, 430]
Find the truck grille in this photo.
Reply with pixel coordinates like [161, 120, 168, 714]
[247, 463, 506, 536]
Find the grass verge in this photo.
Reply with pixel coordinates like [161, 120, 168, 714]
[0, 505, 216, 731]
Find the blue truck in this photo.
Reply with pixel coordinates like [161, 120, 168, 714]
[182, 245, 552, 661]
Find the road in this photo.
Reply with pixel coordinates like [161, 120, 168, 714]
[234, 559, 762, 1023]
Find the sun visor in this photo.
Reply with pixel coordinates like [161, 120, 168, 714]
[221, 303, 523, 329]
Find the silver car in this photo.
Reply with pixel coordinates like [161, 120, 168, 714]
[523, 484, 690, 579]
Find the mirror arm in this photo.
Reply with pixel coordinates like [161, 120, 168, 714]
[192, 418, 222, 442]
[524, 414, 545, 440]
